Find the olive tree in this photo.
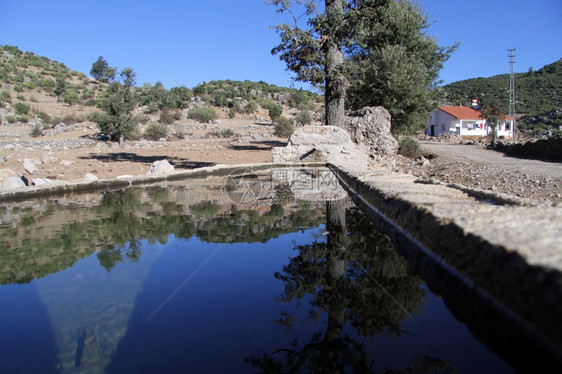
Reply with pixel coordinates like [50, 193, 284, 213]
[91, 68, 138, 146]
[267, 0, 457, 133]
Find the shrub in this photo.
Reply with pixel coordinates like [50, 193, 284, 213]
[159, 107, 181, 125]
[0, 90, 10, 103]
[36, 111, 50, 123]
[398, 137, 422, 158]
[188, 107, 218, 123]
[220, 128, 235, 138]
[244, 100, 258, 114]
[61, 114, 78, 125]
[16, 95, 25, 101]
[14, 102, 30, 115]
[295, 110, 312, 125]
[268, 104, 283, 123]
[144, 122, 168, 140]
[144, 102, 159, 114]
[30, 124, 43, 137]
[5, 115, 16, 124]
[274, 117, 294, 137]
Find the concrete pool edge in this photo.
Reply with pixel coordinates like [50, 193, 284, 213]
[331, 164, 562, 370]
[0, 162, 328, 202]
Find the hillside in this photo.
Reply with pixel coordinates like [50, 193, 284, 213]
[442, 59, 562, 133]
[0, 45, 322, 132]
[0, 45, 325, 185]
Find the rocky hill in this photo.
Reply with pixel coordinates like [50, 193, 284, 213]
[0, 45, 322, 136]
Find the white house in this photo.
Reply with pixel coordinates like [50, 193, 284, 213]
[426, 103, 514, 138]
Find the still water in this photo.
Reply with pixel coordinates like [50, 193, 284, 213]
[0, 168, 513, 373]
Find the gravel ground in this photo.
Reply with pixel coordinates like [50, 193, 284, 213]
[396, 140, 562, 203]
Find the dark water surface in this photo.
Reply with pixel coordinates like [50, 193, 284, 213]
[0, 169, 513, 373]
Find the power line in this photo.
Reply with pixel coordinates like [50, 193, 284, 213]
[508, 48, 516, 141]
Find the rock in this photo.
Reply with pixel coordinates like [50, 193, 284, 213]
[32, 177, 52, 186]
[345, 107, 399, 169]
[0, 169, 25, 189]
[147, 159, 175, 174]
[23, 158, 38, 174]
[272, 125, 369, 170]
[116, 174, 134, 179]
[84, 173, 99, 182]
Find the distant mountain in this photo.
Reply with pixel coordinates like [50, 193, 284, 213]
[441, 59, 562, 133]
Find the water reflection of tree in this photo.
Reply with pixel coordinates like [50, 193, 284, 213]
[97, 189, 145, 271]
[246, 199, 455, 373]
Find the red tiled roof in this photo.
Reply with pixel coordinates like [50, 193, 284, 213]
[439, 106, 482, 120]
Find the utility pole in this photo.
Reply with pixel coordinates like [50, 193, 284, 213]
[508, 48, 516, 141]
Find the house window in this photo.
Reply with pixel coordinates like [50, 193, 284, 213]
[441, 124, 445, 131]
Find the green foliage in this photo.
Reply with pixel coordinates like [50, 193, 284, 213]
[444, 59, 561, 115]
[274, 117, 294, 137]
[443, 59, 562, 133]
[159, 107, 181, 125]
[63, 89, 78, 106]
[30, 123, 43, 137]
[0, 90, 11, 103]
[14, 102, 29, 115]
[192, 79, 322, 105]
[36, 111, 50, 123]
[268, 0, 456, 133]
[90, 56, 116, 82]
[268, 103, 283, 122]
[144, 122, 168, 140]
[344, 1, 457, 134]
[295, 110, 312, 125]
[398, 137, 422, 158]
[53, 76, 66, 99]
[119, 67, 136, 89]
[188, 106, 218, 123]
[244, 100, 258, 113]
[91, 81, 137, 143]
[164, 86, 193, 109]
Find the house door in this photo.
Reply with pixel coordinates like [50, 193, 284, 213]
[430, 125, 435, 136]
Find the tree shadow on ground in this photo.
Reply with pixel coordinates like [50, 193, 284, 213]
[80, 153, 216, 169]
[229, 140, 287, 151]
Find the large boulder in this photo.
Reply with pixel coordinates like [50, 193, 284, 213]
[147, 159, 175, 174]
[0, 169, 25, 190]
[272, 125, 369, 170]
[345, 107, 399, 169]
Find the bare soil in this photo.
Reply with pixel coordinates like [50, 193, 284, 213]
[0, 117, 285, 181]
[2, 111, 561, 204]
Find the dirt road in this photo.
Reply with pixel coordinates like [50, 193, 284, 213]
[400, 141, 562, 203]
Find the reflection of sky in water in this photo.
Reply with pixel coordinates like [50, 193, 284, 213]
[0, 170, 515, 373]
[0, 229, 326, 373]
[0, 226, 513, 373]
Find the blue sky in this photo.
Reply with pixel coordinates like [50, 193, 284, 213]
[1, 0, 560, 90]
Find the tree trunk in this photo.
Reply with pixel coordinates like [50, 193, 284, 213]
[119, 133, 124, 148]
[325, 198, 347, 342]
[324, 0, 347, 128]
